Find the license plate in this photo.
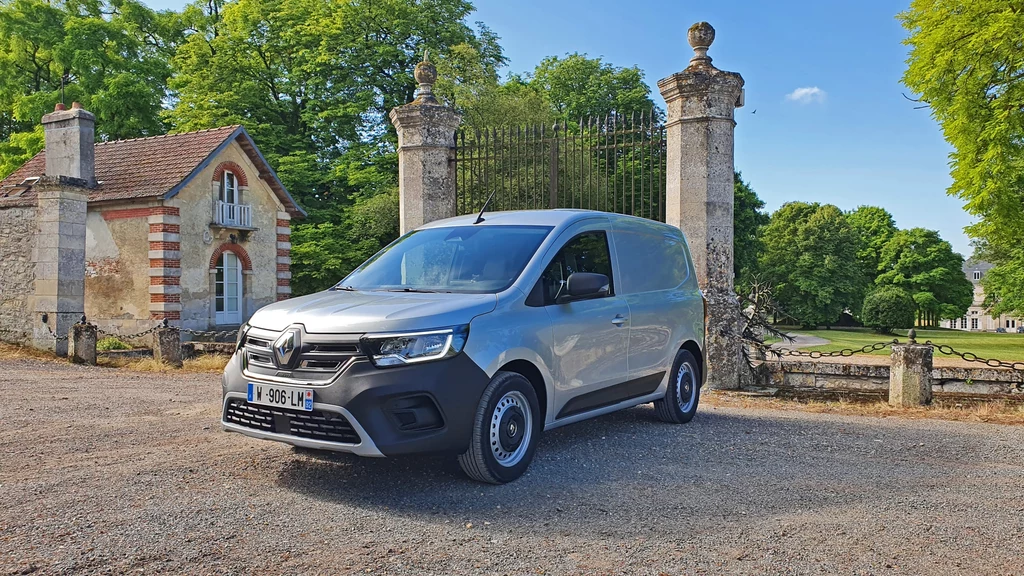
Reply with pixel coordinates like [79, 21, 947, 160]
[247, 382, 314, 411]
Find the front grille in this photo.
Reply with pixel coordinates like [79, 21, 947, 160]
[225, 399, 361, 444]
[242, 333, 363, 385]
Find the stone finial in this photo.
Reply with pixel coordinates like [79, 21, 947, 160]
[54, 102, 67, 112]
[687, 21, 716, 67]
[907, 328, 917, 344]
[412, 49, 438, 105]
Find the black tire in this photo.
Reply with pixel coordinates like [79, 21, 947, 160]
[457, 371, 541, 484]
[654, 349, 701, 424]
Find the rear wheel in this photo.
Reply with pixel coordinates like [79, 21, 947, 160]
[654, 349, 700, 424]
[458, 371, 541, 484]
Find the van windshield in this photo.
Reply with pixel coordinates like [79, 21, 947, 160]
[338, 225, 553, 294]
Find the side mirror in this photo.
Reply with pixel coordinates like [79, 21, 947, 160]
[558, 272, 609, 304]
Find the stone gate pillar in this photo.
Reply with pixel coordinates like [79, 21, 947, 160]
[658, 23, 745, 390]
[389, 53, 462, 234]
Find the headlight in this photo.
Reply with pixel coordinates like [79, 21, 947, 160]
[361, 325, 469, 368]
[235, 323, 250, 353]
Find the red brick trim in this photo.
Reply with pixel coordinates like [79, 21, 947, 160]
[212, 161, 249, 187]
[150, 294, 181, 303]
[277, 263, 290, 272]
[277, 294, 291, 302]
[150, 259, 181, 268]
[277, 234, 290, 243]
[277, 278, 290, 286]
[276, 219, 290, 229]
[151, 311, 180, 320]
[149, 223, 180, 234]
[102, 206, 180, 220]
[277, 248, 290, 258]
[209, 243, 253, 271]
[149, 241, 180, 251]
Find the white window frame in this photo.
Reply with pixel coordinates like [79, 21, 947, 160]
[215, 252, 243, 325]
[973, 271, 981, 280]
[221, 170, 239, 205]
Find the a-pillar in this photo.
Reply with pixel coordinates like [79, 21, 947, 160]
[32, 178, 88, 356]
[658, 22, 745, 390]
[389, 52, 462, 234]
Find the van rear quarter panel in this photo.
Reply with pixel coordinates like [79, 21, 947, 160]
[611, 217, 704, 382]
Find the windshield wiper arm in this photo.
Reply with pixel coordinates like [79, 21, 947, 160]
[332, 285, 357, 291]
[386, 287, 439, 293]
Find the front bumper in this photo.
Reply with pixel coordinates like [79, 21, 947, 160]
[220, 351, 491, 457]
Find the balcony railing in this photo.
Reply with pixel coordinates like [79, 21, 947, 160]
[215, 200, 253, 228]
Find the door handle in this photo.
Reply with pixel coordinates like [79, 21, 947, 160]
[611, 315, 628, 326]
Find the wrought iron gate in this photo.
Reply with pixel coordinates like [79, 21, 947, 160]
[453, 111, 667, 221]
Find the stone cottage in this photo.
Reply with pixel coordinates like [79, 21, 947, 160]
[0, 102, 304, 350]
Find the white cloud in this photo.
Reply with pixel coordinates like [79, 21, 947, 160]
[785, 86, 827, 104]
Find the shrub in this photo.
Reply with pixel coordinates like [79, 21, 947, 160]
[862, 287, 916, 334]
[97, 336, 131, 351]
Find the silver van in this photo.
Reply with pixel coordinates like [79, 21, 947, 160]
[222, 210, 705, 483]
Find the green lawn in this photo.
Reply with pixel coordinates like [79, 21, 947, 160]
[783, 327, 1024, 362]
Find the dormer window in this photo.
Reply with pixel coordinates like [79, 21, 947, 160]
[973, 271, 981, 281]
[221, 170, 239, 205]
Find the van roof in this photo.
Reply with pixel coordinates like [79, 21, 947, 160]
[419, 209, 680, 233]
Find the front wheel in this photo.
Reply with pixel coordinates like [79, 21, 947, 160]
[458, 371, 541, 484]
[654, 349, 701, 424]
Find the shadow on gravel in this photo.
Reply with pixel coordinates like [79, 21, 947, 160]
[274, 404, 978, 531]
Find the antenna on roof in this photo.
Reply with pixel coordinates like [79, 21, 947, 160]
[474, 188, 497, 224]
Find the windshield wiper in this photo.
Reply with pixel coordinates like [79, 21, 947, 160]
[385, 287, 439, 293]
[332, 285, 358, 291]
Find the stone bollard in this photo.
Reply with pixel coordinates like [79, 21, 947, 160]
[68, 320, 97, 365]
[153, 325, 182, 368]
[889, 342, 933, 407]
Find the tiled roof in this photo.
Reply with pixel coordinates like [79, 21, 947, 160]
[0, 126, 304, 217]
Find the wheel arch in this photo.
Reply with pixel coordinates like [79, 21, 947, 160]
[679, 339, 705, 386]
[497, 359, 547, 423]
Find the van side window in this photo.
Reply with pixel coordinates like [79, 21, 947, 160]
[537, 231, 614, 305]
[614, 231, 688, 294]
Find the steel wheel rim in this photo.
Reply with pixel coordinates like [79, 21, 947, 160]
[490, 390, 532, 467]
[676, 363, 696, 412]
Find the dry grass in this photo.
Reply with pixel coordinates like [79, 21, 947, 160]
[703, 391, 1024, 426]
[0, 341, 69, 362]
[99, 354, 230, 373]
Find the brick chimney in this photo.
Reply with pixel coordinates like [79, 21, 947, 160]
[41, 101, 95, 187]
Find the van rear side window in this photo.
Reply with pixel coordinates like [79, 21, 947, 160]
[614, 231, 688, 294]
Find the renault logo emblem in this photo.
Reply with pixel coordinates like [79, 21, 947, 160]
[273, 328, 300, 368]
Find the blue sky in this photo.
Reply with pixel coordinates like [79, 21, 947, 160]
[143, 0, 972, 256]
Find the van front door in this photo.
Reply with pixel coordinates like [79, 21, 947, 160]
[538, 226, 630, 420]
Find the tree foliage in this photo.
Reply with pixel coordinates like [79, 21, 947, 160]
[861, 286, 917, 334]
[900, 1, 1024, 316]
[846, 205, 897, 284]
[759, 202, 865, 327]
[875, 227, 973, 325]
[733, 171, 768, 290]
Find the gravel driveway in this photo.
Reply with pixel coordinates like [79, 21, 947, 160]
[2, 358, 1023, 575]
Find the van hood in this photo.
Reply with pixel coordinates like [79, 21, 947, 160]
[248, 290, 498, 334]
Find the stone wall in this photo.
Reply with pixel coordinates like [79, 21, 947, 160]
[763, 360, 1024, 400]
[0, 205, 37, 343]
[85, 205, 155, 335]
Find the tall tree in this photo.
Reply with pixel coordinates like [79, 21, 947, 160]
[900, 1, 1024, 317]
[733, 171, 768, 290]
[846, 205, 897, 284]
[875, 227, 973, 326]
[530, 53, 657, 122]
[0, 0, 173, 177]
[760, 202, 865, 327]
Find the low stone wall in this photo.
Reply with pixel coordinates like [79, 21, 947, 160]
[0, 205, 36, 344]
[762, 360, 1024, 401]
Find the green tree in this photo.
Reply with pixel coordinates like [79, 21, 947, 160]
[733, 171, 768, 290]
[760, 202, 865, 327]
[530, 53, 657, 122]
[846, 205, 897, 284]
[861, 286, 916, 334]
[900, 1, 1024, 317]
[875, 227, 973, 326]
